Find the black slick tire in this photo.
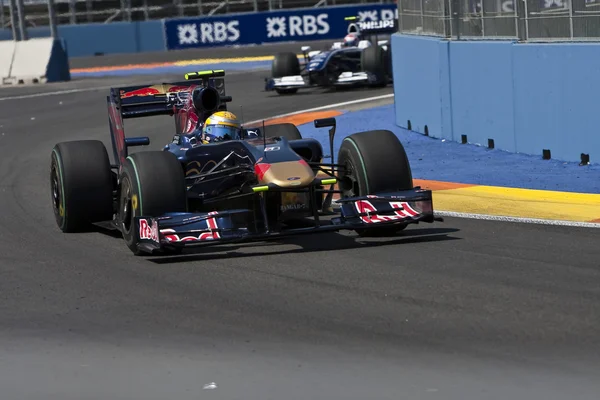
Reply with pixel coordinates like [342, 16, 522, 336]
[272, 52, 300, 95]
[50, 140, 113, 233]
[361, 45, 389, 87]
[118, 151, 187, 255]
[337, 130, 413, 236]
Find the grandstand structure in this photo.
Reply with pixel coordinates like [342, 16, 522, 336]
[1, 0, 394, 28]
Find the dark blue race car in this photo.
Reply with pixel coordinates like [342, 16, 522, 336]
[50, 69, 440, 256]
[265, 17, 397, 95]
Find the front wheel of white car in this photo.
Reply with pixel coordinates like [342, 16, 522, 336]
[272, 52, 300, 95]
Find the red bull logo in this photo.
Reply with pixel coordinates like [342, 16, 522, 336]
[167, 85, 190, 93]
[120, 87, 161, 98]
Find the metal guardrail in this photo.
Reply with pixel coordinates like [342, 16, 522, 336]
[1, 0, 393, 28]
[398, 0, 600, 40]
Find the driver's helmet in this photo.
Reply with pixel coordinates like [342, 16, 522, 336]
[201, 111, 242, 144]
[343, 33, 360, 47]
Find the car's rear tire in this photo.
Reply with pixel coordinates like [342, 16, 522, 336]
[337, 130, 413, 236]
[118, 151, 187, 255]
[361, 45, 389, 87]
[272, 52, 300, 95]
[263, 122, 302, 140]
[50, 140, 113, 233]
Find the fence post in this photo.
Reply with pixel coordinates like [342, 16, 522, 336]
[16, 0, 26, 40]
[1, 0, 5, 29]
[452, 0, 460, 39]
[444, 0, 452, 38]
[8, 0, 19, 40]
[568, 0, 574, 39]
[143, 0, 149, 20]
[126, 0, 132, 21]
[69, 0, 75, 24]
[516, 0, 526, 41]
[48, 0, 58, 38]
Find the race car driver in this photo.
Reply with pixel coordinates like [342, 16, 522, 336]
[200, 111, 243, 144]
[342, 32, 361, 47]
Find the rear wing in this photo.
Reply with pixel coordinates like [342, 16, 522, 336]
[345, 16, 398, 36]
[108, 69, 229, 120]
[106, 69, 231, 166]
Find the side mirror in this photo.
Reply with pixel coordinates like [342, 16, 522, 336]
[314, 117, 336, 128]
[314, 117, 336, 165]
[314, 117, 337, 212]
[301, 46, 311, 52]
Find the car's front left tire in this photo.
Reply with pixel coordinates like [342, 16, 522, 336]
[272, 52, 301, 95]
[337, 130, 413, 236]
[118, 151, 187, 255]
[361, 45, 390, 87]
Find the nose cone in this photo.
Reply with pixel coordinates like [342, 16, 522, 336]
[259, 160, 315, 188]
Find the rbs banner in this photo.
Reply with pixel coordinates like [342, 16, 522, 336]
[163, 4, 398, 50]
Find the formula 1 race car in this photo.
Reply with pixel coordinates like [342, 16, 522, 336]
[265, 17, 397, 95]
[50, 69, 441, 256]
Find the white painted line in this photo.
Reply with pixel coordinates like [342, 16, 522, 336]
[435, 210, 600, 229]
[244, 93, 395, 125]
[0, 85, 116, 101]
[332, 199, 600, 228]
[0, 69, 258, 102]
[7, 72, 593, 230]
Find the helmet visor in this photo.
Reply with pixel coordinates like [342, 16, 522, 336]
[204, 124, 241, 141]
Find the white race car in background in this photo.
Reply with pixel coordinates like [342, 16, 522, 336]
[265, 18, 397, 95]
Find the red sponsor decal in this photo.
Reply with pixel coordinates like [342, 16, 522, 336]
[254, 163, 271, 181]
[161, 212, 221, 242]
[121, 87, 161, 98]
[108, 103, 126, 164]
[139, 219, 159, 241]
[167, 85, 189, 93]
[184, 111, 200, 134]
[389, 201, 419, 217]
[355, 200, 419, 224]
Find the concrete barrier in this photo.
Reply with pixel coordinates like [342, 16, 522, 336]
[0, 20, 166, 58]
[391, 35, 450, 140]
[392, 34, 600, 163]
[0, 40, 16, 81]
[2, 38, 70, 85]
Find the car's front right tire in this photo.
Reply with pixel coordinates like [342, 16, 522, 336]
[50, 140, 113, 233]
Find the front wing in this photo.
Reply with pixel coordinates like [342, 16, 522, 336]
[133, 188, 441, 254]
[264, 71, 377, 91]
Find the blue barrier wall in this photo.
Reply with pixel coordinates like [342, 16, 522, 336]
[512, 43, 600, 161]
[0, 4, 397, 57]
[0, 20, 166, 57]
[448, 41, 516, 152]
[163, 4, 398, 50]
[392, 35, 449, 139]
[392, 34, 600, 163]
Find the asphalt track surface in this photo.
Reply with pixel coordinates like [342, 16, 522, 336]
[1, 51, 600, 400]
[69, 39, 339, 69]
